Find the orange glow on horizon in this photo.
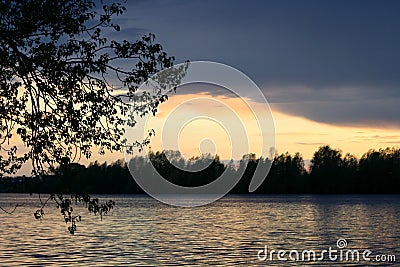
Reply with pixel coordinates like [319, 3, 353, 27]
[7, 92, 400, 176]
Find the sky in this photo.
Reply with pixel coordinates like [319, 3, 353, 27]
[12, 0, 400, 175]
[104, 0, 399, 161]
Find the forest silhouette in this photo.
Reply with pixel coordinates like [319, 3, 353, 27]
[1, 145, 399, 194]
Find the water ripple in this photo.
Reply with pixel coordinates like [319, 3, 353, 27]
[0, 194, 399, 266]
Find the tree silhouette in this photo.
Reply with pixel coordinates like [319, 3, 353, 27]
[359, 148, 400, 193]
[341, 153, 358, 193]
[148, 150, 225, 187]
[309, 145, 343, 193]
[0, 0, 178, 233]
[2, 146, 399, 197]
[249, 152, 304, 193]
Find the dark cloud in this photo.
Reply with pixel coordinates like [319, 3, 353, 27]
[114, 0, 400, 127]
[271, 98, 400, 128]
[175, 83, 238, 98]
[264, 85, 400, 126]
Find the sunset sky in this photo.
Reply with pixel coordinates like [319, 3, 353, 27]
[13, 0, 400, 174]
[117, 0, 400, 160]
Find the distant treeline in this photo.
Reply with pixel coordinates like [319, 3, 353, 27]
[1, 145, 399, 194]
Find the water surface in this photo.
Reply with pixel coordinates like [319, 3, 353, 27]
[0, 194, 399, 266]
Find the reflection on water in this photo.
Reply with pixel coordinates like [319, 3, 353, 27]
[0, 194, 399, 266]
